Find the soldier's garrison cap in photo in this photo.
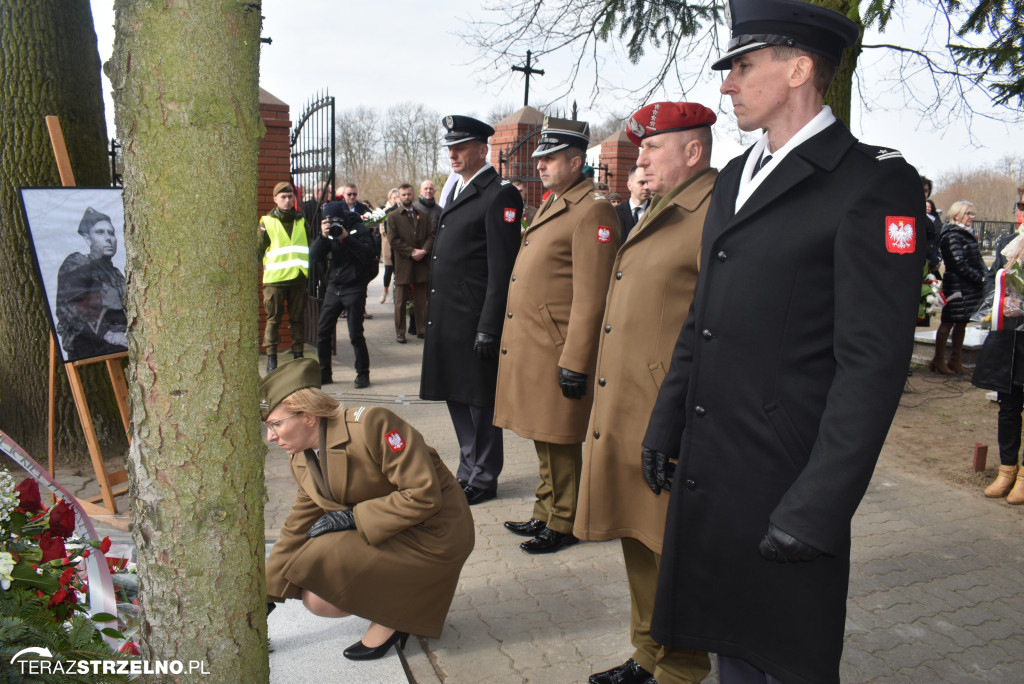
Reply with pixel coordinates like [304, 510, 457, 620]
[260, 358, 321, 420]
[713, 0, 860, 70]
[441, 115, 495, 147]
[531, 116, 590, 158]
[625, 102, 717, 147]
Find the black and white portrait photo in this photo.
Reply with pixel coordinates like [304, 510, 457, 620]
[19, 188, 127, 363]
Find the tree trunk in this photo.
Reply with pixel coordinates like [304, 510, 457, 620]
[0, 1, 127, 465]
[108, 2, 268, 680]
[814, 0, 862, 127]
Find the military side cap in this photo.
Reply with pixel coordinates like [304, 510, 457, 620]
[532, 116, 590, 158]
[441, 115, 494, 147]
[77, 207, 112, 236]
[259, 358, 320, 420]
[625, 102, 717, 146]
[713, 0, 860, 71]
[273, 181, 294, 196]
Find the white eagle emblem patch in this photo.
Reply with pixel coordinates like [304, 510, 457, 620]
[504, 208, 517, 223]
[597, 226, 612, 243]
[885, 216, 916, 254]
[385, 430, 406, 452]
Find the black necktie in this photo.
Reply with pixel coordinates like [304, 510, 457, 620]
[752, 153, 773, 177]
[633, 206, 641, 222]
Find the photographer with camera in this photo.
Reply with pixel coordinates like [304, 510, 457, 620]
[310, 202, 378, 388]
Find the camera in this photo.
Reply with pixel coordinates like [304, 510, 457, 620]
[327, 215, 347, 237]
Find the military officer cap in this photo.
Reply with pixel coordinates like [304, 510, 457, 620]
[273, 181, 294, 196]
[625, 102, 717, 147]
[77, 207, 112, 236]
[441, 115, 495, 147]
[260, 358, 321, 420]
[532, 116, 590, 158]
[712, 0, 860, 71]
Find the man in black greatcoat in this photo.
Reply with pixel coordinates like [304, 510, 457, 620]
[640, 1, 927, 682]
[420, 115, 523, 505]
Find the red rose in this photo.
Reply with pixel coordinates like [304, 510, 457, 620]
[49, 589, 68, 606]
[48, 500, 76, 538]
[99, 537, 112, 554]
[14, 478, 43, 513]
[60, 567, 76, 586]
[39, 531, 67, 562]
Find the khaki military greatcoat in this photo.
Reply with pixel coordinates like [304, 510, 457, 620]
[265, 406, 474, 638]
[573, 169, 717, 553]
[493, 176, 619, 443]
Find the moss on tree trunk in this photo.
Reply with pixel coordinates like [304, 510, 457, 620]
[108, 1, 269, 679]
[0, 0, 127, 465]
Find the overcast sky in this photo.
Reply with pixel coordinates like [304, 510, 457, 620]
[90, 0, 1023, 188]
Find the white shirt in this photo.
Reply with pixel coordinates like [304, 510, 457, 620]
[451, 163, 492, 202]
[734, 105, 837, 213]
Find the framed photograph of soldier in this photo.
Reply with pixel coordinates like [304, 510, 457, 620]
[18, 187, 128, 363]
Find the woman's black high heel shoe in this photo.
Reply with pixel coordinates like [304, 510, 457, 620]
[342, 630, 409, 661]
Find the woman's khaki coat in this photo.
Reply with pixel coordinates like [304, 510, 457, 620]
[493, 176, 619, 443]
[574, 169, 717, 554]
[265, 406, 474, 638]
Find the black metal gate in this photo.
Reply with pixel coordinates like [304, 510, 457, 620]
[290, 92, 336, 348]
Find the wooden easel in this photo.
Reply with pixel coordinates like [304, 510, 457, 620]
[45, 116, 131, 527]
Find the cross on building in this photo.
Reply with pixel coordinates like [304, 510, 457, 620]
[512, 50, 545, 107]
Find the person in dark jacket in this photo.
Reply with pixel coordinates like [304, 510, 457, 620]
[931, 200, 985, 374]
[640, 1, 926, 682]
[310, 205, 377, 388]
[971, 231, 1024, 504]
[420, 115, 523, 505]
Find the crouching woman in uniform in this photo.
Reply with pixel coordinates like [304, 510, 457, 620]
[262, 359, 475, 660]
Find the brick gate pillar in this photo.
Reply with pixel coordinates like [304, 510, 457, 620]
[598, 129, 639, 200]
[257, 88, 292, 354]
[490, 106, 544, 208]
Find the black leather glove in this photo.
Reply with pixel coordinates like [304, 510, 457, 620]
[758, 522, 822, 563]
[306, 508, 355, 538]
[558, 367, 587, 400]
[473, 332, 498, 360]
[641, 447, 675, 495]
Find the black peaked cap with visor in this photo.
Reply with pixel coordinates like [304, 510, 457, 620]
[713, 0, 860, 71]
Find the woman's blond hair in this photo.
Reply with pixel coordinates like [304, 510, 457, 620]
[280, 388, 344, 419]
[947, 200, 975, 225]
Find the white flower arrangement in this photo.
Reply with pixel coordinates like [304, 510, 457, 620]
[0, 550, 13, 590]
[0, 468, 16, 526]
[360, 207, 388, 225]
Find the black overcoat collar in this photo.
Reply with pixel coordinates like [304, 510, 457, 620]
[708, 121, 857, 244]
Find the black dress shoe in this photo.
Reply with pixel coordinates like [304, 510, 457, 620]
[463, 484, 496, 505]
[320, 372, 333, 385]
[396, 334, 407, 344]
[503, 518, 547, 537]
[589, 658, 654, 684]
[520, 528, 579, 554]
[354, 373, 370, 389]
[342, 631, 409, 661]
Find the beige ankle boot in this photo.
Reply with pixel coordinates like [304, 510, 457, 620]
[985, 465, 1019, 498]
[1007, 470, 1024, 505]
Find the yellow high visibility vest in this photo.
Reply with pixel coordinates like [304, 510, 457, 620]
[261, 215, 308, 284]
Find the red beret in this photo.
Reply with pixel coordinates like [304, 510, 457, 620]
[625, 102, 717, 146]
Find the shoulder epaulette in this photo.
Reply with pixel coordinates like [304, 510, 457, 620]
[349, 406, 368, 422]
[501, 179, 511, 185]
[857, 143, 904, 162]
